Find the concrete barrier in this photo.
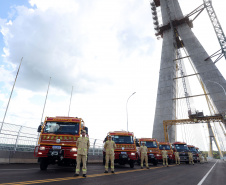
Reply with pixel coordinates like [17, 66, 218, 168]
[0, 150, 102, 164]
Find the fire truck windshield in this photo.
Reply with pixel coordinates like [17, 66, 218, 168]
[159, 145, 171, 150]
[112, 135, 134, 144]
[174, 144, 189, 152]
[43, 122, 79, 135]
[188, 147, 197, 152]
[145, 141, 158, 148]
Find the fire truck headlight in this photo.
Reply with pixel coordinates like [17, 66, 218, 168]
[70, 148, 77, 152]
[156, 154, 161, 157]
[38, 152, 42, 155]
[39, 146, 45, 151]
[131, 153, 136, 156]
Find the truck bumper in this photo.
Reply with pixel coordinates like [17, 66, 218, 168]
[179, 155, 189, 162]
[115, 154, 136, 165]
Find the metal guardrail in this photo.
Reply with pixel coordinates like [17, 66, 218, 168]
[0, 122, 38, 152]
[0, 122, 103, 155]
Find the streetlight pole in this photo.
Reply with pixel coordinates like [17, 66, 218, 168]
[208, 80, 226, 95]
[126, 92, 136, 132]
[68, 86, 73, 117]
[1, 57, 23, 133]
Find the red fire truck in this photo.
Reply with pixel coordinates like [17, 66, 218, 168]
[159, 142, 174, 164]
[171, 141, 190, 164]
[34, 116, 88, 170]
[188, 145, 200, 163]
[103, 131, 138, 168]
[137, 138, 161, 166]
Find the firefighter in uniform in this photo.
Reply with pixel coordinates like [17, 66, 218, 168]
[104, 135, 116, 173]
[139, 142, 149, 169]
[161, 147, 168, 167]
[198, 153, 204, 164]
[174, 151, 180, 165]
[204, 153, 208, 163]
[188, 152, 194, 165]
[74, 130, 90, 177]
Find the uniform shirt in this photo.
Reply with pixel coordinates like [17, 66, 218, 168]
[161, 150, 168, 158]
[104, 140, 116, 155]
[140, 146, 148, 155]
[175, 152, 179, 158]
[76, 137, 90, 155]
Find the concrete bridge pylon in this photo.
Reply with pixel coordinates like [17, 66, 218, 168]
[151, 0, 226, 144]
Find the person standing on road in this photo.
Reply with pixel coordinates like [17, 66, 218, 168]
[198, 153, 204, 164]
[174, 151, 180, 165]
[104, 135, 116, 173]
[74, 130, 90, 177]
[188, 152, 194, 165]
[161, 147, 168, 167]
[204, 153, 208, 163]
[139, 142, 149, 169]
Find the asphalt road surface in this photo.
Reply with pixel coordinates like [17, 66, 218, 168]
[0, 159, 225, 185]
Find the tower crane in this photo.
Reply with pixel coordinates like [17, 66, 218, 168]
[203, 0, 226, 63]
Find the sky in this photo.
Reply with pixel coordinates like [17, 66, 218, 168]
[0, 0, 226, 149]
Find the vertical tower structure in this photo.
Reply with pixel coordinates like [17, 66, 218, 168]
[152, 0, 226, 142]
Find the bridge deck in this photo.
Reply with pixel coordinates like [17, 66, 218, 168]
[0, 159, 225, 185]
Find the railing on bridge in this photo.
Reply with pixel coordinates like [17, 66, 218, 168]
[0, 122, 103, 155]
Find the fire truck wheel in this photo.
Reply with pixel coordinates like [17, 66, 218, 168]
[40, 159, 48, 170]
[168, 159, 172, 164]
[129, 161, 134, 168]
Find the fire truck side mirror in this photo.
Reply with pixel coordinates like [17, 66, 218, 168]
[85, 127, 88, 134]
[135, 139, 140, 147]
[37, 125, 42, 132]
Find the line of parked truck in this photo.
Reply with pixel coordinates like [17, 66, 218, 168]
[103, 130, 202, 168]
[34, 116, 203, 170]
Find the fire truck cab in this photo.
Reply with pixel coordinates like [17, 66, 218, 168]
[34, 116, 87, 170]
[195, 147, 202, 154]
[103, 131, 138, 168]
[188, 145, 199, 163]
[158, 142, 174, 164]
[172, 141, 190, 164]
[137, 138, 161, 166]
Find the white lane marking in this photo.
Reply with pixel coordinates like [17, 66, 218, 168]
[197, 160, 218, 185]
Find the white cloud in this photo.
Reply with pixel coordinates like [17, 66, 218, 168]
[29, 0, 79, 13]
[0, 0, 157, 140]
[0, 0, 155, 93]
